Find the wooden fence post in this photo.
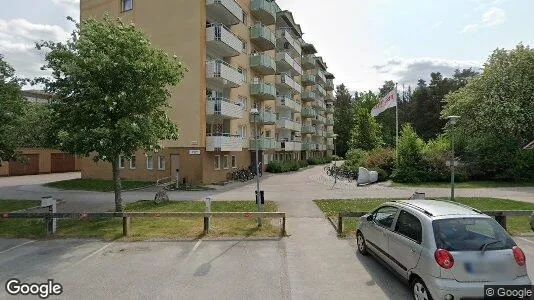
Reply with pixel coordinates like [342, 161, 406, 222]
[337, 213, 343, 235]
[203, 214, 210, 235]
[122, 216, 130, 236]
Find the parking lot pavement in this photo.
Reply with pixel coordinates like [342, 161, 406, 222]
[0, 238, 289, 300]
[0, 172, 80, 188]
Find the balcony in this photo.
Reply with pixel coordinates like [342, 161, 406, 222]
[302, 54, 316, 70]
[275, 51, 302, 76]
[301, 124, 315, 134]
[316, 144, 327, 151]
[250, 110, 276, 124]
[206, 133, 243, 151]
[301, 90, 316, 102]
[314, 128, 325, 137]
[301, 107, 316, 118]
[206, 24, 242, 58]
[280, 141, 302, 151]
[276, 73, 301, 95]
[250, 53, 276, 75]
[313, 115, 326, 124]
[302, 142, 315, 151]
[276, 29, 301, 59]
[250, 81, 276, 100]
[315, 69, 327, 84]
[277, 118, 302, 132]
[326, 106, 334, 114]
[276, 96, 301, 113]
[314, 84, 326, 97]
[325, 78, 334, 91]
[250, 23, 276, 51]
[325, 92, 335, 103]
[313, 99, 326, 111]
[250, 138, 278, 150]
[206, 60, 243, 88]
[250, 0, 277, 25]
[206, 97, 243, 122]
[206, 0, 243, 26]
[325, 118, 334, 126]
[301, 74, 315, 86]
[327, 144, 334, 151]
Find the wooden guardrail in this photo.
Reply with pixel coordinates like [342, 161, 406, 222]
[0, 211, 286, 237]
[336, 210, 533, 235]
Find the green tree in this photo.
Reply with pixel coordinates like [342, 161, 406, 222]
[18, 103, 54, 148]
[376, 81, 398, 147]
[443, 44, 534, 180]
[37, 17, 187, 211]
[333, 84, 354, 157]
[349, 105, 382, 151]
[392, 124, 426, 183]
[0, 55, 25, 164]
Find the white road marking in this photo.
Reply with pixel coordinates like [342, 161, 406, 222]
[192, 239, 202, 252]
[0, 240, 35, 254]
[74, 242, 114, 265]
[516, 237, 534, 246]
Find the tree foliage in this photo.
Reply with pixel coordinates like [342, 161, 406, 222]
[18, 103, 54, 148]
[37, 17, 187, 211]
[0, 55, 26, 164]
[349, 104, 382, 151]
[333, 84, 354, 157]
[392, 124, 426, 183]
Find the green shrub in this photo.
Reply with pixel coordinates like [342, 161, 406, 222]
[298, 160, 309, 168]
[391, 124, 427, 183]
[422, 136, 451, 182]
[375, 168, 389, 182]
[363, 148, 395, 179]
[332, 155, 343, 161]
[342, 149, 368, 172]
[266, 160, 306, 173]
[307, 156, 332, 165]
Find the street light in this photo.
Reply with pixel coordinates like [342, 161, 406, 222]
[447, 115, 460, 201]
[250, 107, 262, 227]
[332, 133, 338, 158]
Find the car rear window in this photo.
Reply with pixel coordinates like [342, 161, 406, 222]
[432, 218, 514, 251]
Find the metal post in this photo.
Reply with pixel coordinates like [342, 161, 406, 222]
[122, 216, 130, 236]
[451, 122, 455, 201]
[254, 115, 262, 227]
[204, 197, 211, 235]
[337, 213, 343, 235]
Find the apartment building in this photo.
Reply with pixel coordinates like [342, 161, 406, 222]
[80, 0, 336, 185]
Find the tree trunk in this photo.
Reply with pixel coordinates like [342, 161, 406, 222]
[112, 156, 124, 212]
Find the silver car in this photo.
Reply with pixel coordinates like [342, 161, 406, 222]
[356, 200, 531, 300]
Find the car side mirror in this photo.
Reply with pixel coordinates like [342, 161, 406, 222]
[366, 215, 373, 222]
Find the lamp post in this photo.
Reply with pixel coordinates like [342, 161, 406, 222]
[332, 133, 338, 158]
[250, 108, 262, 227]
[447, 116, 460, 201]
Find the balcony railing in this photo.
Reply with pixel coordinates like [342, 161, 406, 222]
[206, 24, 242, 58]
[301, 90, 316, 102]
[250, 23, 276, 51]
[313, 114, 326, 124]
[325, 92, 335, 103]
[276, 96, 301, 113]
[280, 140, 302, 151]
[325, 78, 334, 91]
[206, 97, 243, 120]
[327, 144, 334, 151]
[314, 84, 326, 97]
[250, 0, 277, 25]
[250, 110, 277, 124]
[250, 80, 276, 100]
[301, 107, 316, 118]
[302, 54, 316, 70]
[206, 60, 243, 88]
[301, 73, 315, 86]
[276, 73, 301, 95]
[301, 124, 315, 134]
[276, 29, 301, 58]
[206, 0, 243, 26]
[325, 129, 335, 138]
[277, 118, 302, 131]
[314, 128, 325, 137]
[316, 144, 327, 151]
[325, 118, 334, 126]
[326, 106, 334, 114]
[250, 53, 276, 75]
[302, 142, 315, 151]
[313, 99, 326, 110]
[275, 51, 302, 76]
[250, 138, 278, 150]
[206, 133, 243, 151]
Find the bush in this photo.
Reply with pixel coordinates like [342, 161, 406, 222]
[298, 160, 309, 168]
[422, 136, 451, 182]
[342, 149, 368, 172]
[363, 148, 395, 179]
[307, 156, 333, 165]
[332, 155, 343, 161]
[391, 124, 427, 183]
[266, 160, 306, 173]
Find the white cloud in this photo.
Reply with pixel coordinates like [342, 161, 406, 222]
[51, 0, 80, 18]
[372, 57, 482, 87]
[463, 7, 507, 33]
[0, 18, 70, 80]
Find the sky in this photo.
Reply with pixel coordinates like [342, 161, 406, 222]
[1, 0, 533, 92]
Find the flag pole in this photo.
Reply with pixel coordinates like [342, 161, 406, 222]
[395, 83, 399, 161]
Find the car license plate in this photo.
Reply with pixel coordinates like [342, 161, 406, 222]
[464, 262, 501, 274]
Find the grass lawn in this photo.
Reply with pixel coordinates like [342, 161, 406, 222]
[0, 200, 281, 240]
[391, 180, 534, 188]
[314, 197, 534, 238]
[45, 178, 154, 192]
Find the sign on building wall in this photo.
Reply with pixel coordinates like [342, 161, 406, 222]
[189, 150, 201, 155]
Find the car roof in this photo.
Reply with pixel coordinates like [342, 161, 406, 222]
[389, 200, 485, 218]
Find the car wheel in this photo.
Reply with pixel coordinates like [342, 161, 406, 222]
[411, 277, 433, 300]
[356, 231, 368, 256]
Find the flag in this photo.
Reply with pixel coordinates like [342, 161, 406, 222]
[371, 89, 397, 117]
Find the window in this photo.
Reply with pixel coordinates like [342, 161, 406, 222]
[372, 206, 398, 228]
[119, 155, 125, 169]
[130, 156, 136, 169]
[231, 155, 237, 168]
[146, 155, 153, 170]
[241, 40, 248, 54]
[394, 210, 423, 244]
[222, 155, 229, 169]
[122, 0, 133, 11]
[237, 67, 247, 83]
[214, 155, 221, 170]
[158, 156, 166, 170]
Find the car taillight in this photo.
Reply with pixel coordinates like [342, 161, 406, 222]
[435, 249, 454, 269]
[513, 246, 526, 266]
